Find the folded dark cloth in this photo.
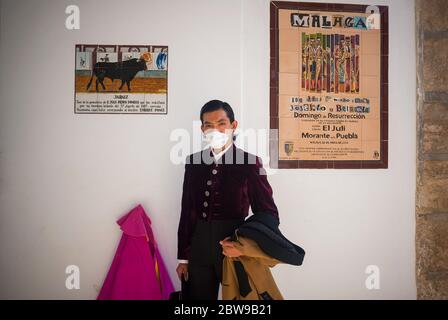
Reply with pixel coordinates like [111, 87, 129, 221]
[230, 211, 305, 266]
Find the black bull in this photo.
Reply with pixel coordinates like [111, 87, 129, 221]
[86, 58, 148, 92]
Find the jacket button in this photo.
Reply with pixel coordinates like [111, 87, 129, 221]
[206, 180, 212, 186]
[212, 169, 218, 175]
[202, 212, 207, 218]
[205, 191, 210, 196]
[203, 201, 208, 207]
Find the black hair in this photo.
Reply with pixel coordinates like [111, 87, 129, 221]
[200, 100, 235, 124]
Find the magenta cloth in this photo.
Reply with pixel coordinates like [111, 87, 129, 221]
[97, 204, 174, 300]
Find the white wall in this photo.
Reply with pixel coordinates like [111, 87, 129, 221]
[0, 0, 416, 299]
[242, 0, 416, 300]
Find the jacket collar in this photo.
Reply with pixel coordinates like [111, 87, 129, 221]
[204, 143, 238, 165]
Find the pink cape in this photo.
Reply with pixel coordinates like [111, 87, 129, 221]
[97, 204, 174, 300]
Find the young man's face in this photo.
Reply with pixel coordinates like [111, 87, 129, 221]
[201, 109, 238, 135]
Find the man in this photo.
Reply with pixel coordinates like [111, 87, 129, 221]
[176, 99, 279, 300]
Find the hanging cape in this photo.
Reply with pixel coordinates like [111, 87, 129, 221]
[97, 204, 174, 300]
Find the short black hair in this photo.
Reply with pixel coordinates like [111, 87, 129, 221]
[200, 100, 235, 124]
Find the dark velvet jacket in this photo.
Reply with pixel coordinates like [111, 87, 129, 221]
[177, 144, 279, 260]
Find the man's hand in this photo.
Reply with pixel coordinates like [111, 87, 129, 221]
[176, 263, 188, 281]
[220, 236, 243, 258]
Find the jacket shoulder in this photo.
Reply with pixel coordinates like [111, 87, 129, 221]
[184, 150, 212, 165]
[234, 147, 261, 166]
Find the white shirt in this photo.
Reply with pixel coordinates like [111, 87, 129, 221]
[178, 143, 233, 264]
[211, 142, 233, 162]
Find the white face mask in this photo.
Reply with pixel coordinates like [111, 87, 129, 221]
[203, 130, 231, 149]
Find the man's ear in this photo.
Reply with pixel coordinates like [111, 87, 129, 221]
[231, 120, 238, 130]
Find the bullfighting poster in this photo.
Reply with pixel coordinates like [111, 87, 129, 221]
[75, 44, 168, 114]
[270, 2, 388, 169]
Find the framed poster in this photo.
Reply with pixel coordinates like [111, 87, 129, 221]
[74, 44, 168, 114]
[270, 2, 388, 168]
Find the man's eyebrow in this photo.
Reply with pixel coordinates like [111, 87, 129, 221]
[203, 118, 228, 124]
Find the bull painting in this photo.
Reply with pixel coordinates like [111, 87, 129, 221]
[75, 44, 168, 114]
[86, 54, 149, 92]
